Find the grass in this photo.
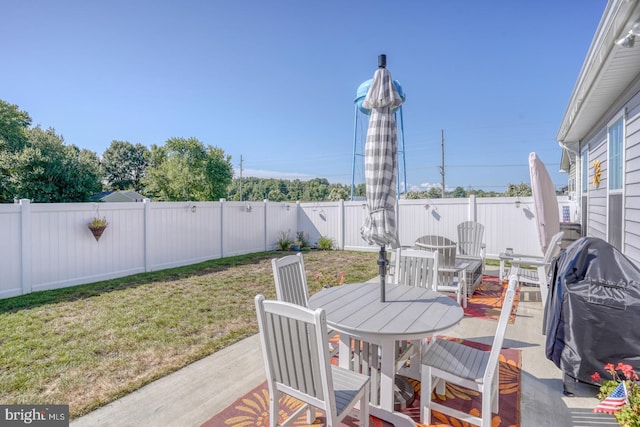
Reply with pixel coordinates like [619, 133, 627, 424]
[0, 250, 379, 419]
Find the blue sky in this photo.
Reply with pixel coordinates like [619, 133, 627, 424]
[2, 1, 606, 193]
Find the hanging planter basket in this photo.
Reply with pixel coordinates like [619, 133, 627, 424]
[88, 223, 108, 242]
[87, 217, 109, 242]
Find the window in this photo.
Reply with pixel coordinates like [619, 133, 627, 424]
[609, 118, 623, 190]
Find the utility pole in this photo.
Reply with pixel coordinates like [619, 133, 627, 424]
[239, 155, 243, 201]
[440, 129, 445, 198]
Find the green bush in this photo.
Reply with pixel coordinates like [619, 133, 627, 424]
[296, 231, 310, 249]
[317, 235, 334, 250]
[276, 231, 291, 251]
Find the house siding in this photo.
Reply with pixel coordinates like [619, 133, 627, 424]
[625, 93, 640, 262]
[578, 86, 640, 265]
[587, 139, 608, 240]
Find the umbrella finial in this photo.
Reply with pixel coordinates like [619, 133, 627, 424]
[378, 54, 386, 69]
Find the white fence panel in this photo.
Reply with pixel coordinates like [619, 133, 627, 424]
[397, 198, 469, 245]
[0, 195, 574, 299]
[148, 202, 219, 270]
[28, 202, 145, 293]
[1, 204, 22, 298]
[266, 201, 297, 251]
[342, 201, 375, 251]
[478, 197, 540, 257]
[299, 201, 344, 248]
[223, 201, 266, 257]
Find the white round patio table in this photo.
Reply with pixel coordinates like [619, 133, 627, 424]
[308, 282, 463, 427]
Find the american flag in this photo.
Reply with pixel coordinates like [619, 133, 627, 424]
[593, 382, 628, 414]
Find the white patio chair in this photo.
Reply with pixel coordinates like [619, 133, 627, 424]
[255, 295, 370, 427]
[457, 221, 486, 282]
[390, 248, 440, 381]
[507, 230, 564, 306]
[420, 276, 518, 427]
[272, 253, 310, 307]
[271, 253, 338, 356]
[393, 247, 439, 290]
[414, 235, 467, 307]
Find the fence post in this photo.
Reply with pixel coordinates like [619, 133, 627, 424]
[339, 199, 345, 250]
[143, 199, 151, 272]
[468, 195, 477, 221]
[219, 199, 225, 258]
[264, 199, 269, 252]
[19, 199, 32, 295]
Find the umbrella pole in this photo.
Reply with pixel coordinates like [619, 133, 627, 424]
[378, 245, 387, 302]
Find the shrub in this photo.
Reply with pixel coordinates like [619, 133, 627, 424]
[296, 231, 310, 249]
[275, 231, 291, 251]
[317, 235, 334, 251]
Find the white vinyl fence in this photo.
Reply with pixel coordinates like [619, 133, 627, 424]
[1, 195, 571, 299]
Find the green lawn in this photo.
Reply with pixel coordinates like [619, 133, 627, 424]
[0, 250, 379, 418]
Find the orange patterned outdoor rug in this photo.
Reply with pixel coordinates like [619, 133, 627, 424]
[463, 275, 519, 323]
[202, 339, 521, 427]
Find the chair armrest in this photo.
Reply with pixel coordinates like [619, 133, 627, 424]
[510, 257, 548, 267]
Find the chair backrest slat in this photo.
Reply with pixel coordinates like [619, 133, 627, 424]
[272, 253, 309, 307]
[257, 297, 331, 406]
[457, 221, 485, 257]
[394, 248, 438, 290]
[415, 235, 457, 286]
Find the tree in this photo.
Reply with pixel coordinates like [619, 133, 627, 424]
[504, 182, 532, 197]
[451, 186, 467, 198]
[427, 187, 442, 199]
[143, 137, 233, 201]
[102, 140, 149, 191]
[0, 100, 32, 202]
[327, 184, 349, 201]
[8, 127, 102, 202]
[0, 100, 31, 153]
[305, 178, 331, 201]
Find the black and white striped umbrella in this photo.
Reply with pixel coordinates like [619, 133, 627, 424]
[360, 63, 403, 249]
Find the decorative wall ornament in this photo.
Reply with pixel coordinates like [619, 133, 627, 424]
[592, 160, 602, 188]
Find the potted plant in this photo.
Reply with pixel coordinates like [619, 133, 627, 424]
[592, 362, 640, 426]
[296, 231, 310, 251]
[88, 216, 108, 242]
[291, 241, 302, 252]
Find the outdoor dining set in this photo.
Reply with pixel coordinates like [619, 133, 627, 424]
[253, 219, 545, 427]
[249, 56, 568, 427]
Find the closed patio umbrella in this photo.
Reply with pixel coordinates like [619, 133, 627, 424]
[360, 54, 404, 302]
[529, 152, 560, 254]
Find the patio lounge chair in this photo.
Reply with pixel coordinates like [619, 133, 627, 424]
[507, 230, 564, 306]
[457, 221, 486, 283]
[420, 276, 518, 427]
[414, 235, 468, 307]
[255, 295, 370, 426]
[271, 253, 338, 356]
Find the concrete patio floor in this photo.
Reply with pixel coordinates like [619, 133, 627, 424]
[70, 267, 620, 427]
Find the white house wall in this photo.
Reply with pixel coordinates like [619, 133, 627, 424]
[624, 94, 640, 262]
[587, 139, 608, 240]
[577, 83, 640, 267]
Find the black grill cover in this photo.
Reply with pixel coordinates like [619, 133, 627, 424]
[545, 237, 640, 384]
